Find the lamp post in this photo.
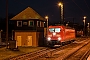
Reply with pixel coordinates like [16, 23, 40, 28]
[66, 23, 68, 27]
[45, 16, 48, 36]
[58, 2, 63, 25]
[87, 23, 89, 36]
[6, 0, 8, 48]
[12, 30, 14, 40]
[83, 16, 86, 36]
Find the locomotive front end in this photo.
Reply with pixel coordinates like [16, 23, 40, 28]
[47, 27, 62, 47]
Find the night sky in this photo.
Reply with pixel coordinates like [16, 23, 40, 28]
[0, 0, 90, 25]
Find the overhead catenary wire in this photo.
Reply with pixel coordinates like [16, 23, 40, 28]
[71, 0, 87, 15]
[84, 0, 90, 11]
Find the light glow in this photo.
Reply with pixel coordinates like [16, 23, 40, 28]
[53, 32, 56, 35]
[45, 16, 48, 19]
[84, 16, 86, 19]
[58, 2, 62, 6]
[47, 37, 51, 41]
[58, 37, 61, 41]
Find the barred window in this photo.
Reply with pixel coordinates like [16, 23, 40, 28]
[17, 21, 22, 27]
[28, 21, 34, 26]
[37, 21, 40, 27]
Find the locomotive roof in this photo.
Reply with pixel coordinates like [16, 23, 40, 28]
[49, 25, 74, 29]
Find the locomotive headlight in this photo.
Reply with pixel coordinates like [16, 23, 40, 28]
[53, 32, 56, 35]
[47, 37, 51, 41]
[58, 37, 61, 41]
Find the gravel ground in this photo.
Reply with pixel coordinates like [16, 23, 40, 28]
[0, 46, 45, 60]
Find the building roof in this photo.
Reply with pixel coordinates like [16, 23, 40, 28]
[11, 7, 46, 21]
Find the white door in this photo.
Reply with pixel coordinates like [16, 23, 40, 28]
[17, 36, 21, 46]
[27, 36, 32, 46]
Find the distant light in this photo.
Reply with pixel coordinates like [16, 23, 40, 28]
[83, 20, 85, 22]
[67, 22, 69, 23]
[88, 23, 89, 25]
[66, 24, 68, 26]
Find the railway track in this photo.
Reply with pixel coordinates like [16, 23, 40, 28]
[56, 38, 90, 60]
[80, 47, 90, 60]
[6, 48, 55, 60]
[36, 38, 90, 60]
[6, 41, 74, 60]
[5, 38, 90, 60]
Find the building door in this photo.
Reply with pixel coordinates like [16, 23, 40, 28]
[17, 36, 21, 46]
[27, 36, 32, 46]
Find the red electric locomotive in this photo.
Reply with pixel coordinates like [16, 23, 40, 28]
[46, 25, 75, 47]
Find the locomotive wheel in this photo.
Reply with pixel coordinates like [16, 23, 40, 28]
[67, 41, 71, 44]
[48, 44, 54, 48]
[61, 42, 65, 46]
[71, 40, 75, 42]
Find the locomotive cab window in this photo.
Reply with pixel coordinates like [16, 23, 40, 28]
[55, 28, 61, 32]
[49, 28, 61, 32]
[49, 28, 54, 32]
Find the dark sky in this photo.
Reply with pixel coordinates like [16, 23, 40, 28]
[0, 0, 90, 25]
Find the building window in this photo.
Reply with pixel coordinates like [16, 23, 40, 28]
[23, 22, 27, 25]
[37, 21, 40, 27]
[40, 21, 41, 27]
[42, 22, 44, 27]
[17, 21, 22, 27]
[28, 21, 34, 26]
[40, 22, 44, 27]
